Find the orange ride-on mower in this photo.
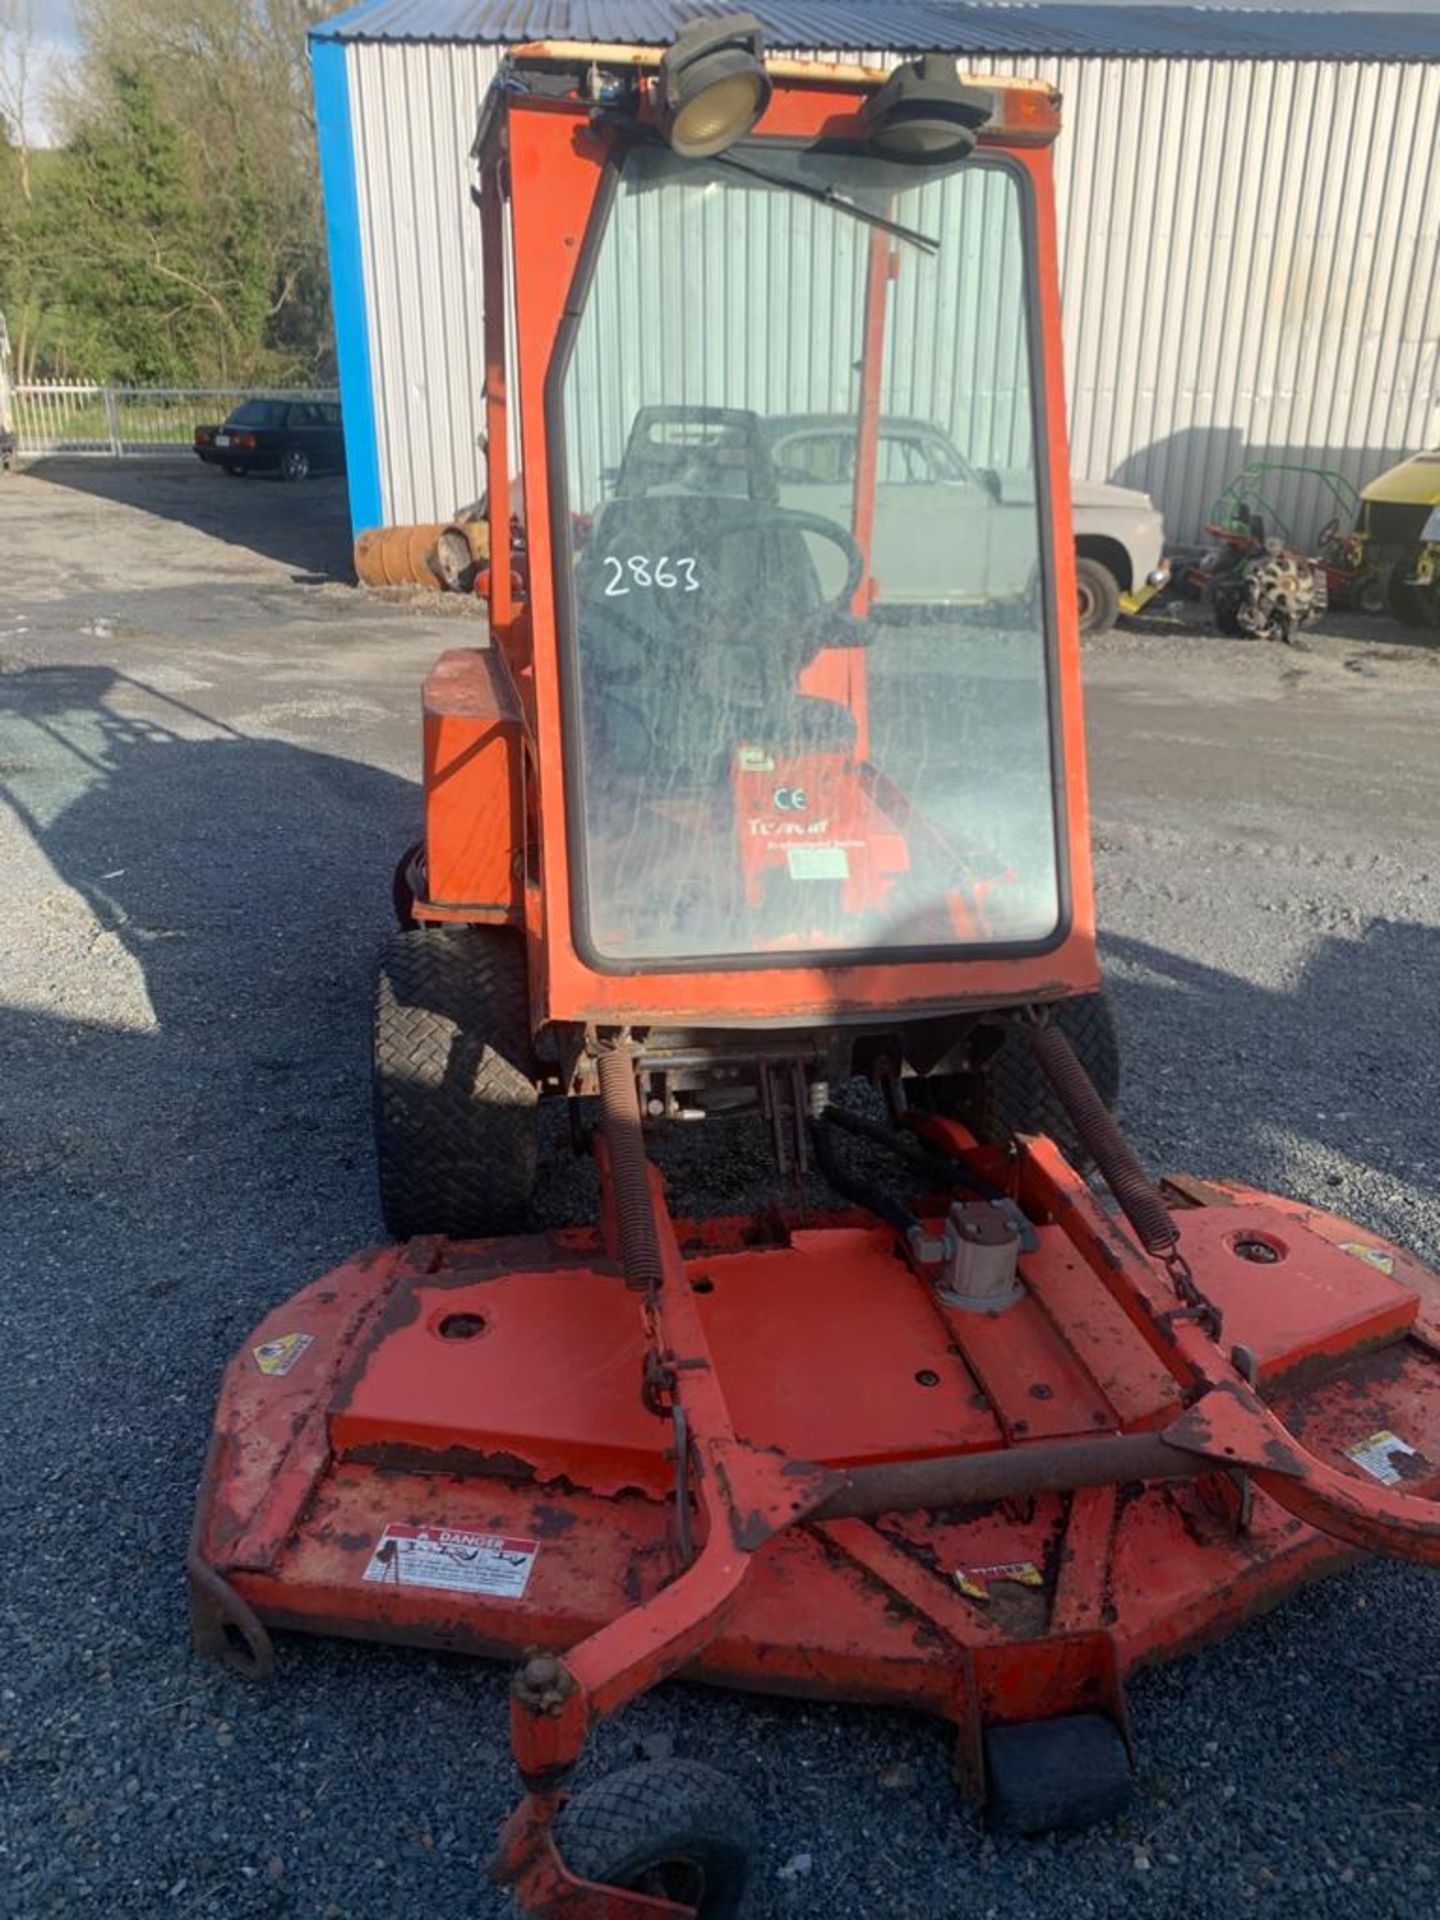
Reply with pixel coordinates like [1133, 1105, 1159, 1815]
[192, 30, 1440, 1919]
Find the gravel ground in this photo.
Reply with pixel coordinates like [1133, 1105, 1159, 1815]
[2, 459, 1439, 1920]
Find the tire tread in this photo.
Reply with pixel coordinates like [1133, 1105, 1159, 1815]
[554, 1760, 756, 1916]
[372, 926, 538, 1237]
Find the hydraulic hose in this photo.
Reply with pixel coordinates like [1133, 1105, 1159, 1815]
[808, 1114, 919, 1237]
[821, 1102, 1006, 1204]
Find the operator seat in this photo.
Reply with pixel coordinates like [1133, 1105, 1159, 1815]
[576, 491, 856, 785]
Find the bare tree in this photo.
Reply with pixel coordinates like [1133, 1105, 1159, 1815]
[0, 0, 37, 205]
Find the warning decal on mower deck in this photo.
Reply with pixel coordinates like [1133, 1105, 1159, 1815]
[953, 1560, 1044, 1602]
[252, 1331, 314, 1377]
[362, 1525, 538, 1599]
[1338, 1240, 1396, 1276]
[1344, 1429, 1419, 1485]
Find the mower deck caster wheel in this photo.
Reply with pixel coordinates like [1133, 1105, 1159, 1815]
[983, 1713, 1133, 1835]
[554, 1760, 757, 1918]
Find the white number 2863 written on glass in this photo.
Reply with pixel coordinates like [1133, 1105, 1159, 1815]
[603, 555, 700, 596]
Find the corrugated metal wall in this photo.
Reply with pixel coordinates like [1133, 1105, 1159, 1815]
[344, 43, 1440, 544]
[348, 40, 503, 524]
[561, 154, 1034, 511]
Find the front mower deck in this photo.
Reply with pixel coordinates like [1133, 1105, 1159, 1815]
[193, 1130, 1440, 1776]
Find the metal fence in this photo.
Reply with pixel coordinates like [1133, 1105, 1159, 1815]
[12, 384, 341, 457]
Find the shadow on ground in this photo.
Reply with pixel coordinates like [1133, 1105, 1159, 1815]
[17, 456, 355, 581]
[0, 662, 415, 1226]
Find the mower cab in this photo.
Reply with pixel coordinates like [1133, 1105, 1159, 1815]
[193, 31, 1440, 1920]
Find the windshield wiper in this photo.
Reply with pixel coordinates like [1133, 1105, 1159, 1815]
[711, 147, 940, 255]
[591, 110, 939, 255]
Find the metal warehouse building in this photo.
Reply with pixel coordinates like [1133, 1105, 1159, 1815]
[310, 1, 1440, 546]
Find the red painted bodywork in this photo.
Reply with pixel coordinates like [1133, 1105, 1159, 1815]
[193, 49, 1440, 1920]
[412, 54, 1098, 1024]
[194, 1139, 1440, 1917]
[421, 648, 527, 921]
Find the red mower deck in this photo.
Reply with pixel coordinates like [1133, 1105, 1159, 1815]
[193, 1123, 1440, 1915]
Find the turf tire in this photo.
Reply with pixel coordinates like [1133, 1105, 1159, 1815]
[554, 1761, 757, 1918]
[372, 925, 538, 1237]
[909, 991, 1120, 1167]
[984, 1713, 1134, 1835]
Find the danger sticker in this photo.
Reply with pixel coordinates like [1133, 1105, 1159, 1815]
[252, 1331, 313, 1377]
[362, 1525, 538, 1599]
[1345, 1429, 1419, 1485]
[786, 844, 849, 882]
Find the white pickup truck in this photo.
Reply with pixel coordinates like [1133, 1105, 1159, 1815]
[765, 414, 1168, 634]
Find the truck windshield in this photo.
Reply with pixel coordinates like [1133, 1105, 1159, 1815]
[556, 143, 1061, 967]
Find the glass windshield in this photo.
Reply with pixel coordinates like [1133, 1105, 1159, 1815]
[558, 144, 1060, 966]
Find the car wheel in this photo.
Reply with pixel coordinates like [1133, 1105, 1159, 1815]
[280, 447, 310, 483]
[221, 462, 243, 476]
[1074, 555, 1122, 636]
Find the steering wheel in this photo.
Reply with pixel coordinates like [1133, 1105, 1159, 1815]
[704, 503, 866, 632]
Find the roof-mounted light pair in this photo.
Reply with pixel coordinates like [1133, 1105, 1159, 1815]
[656, 14, 993, 162]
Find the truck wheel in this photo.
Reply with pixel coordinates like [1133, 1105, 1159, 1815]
[554, 1761, 757, 1918]
[1075, 556, 1121, 636]
[372, 926, 538, 1237]
[985, 1715, 1134, 1835]
[1387, 559, 1429, 628]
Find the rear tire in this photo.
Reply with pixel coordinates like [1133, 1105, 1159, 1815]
[1075, 556, 1122, 636]
[985, 1714, 1134, 1835]
[911, 991, 1120, 1166]
[280, 447, 310, 483]
[984, 991, 1120, 1154]
[372, 926, 538, 1237]
[554, 1761, 757, 1918]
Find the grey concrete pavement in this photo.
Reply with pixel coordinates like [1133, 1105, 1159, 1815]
[2, 460, 1439, 1920]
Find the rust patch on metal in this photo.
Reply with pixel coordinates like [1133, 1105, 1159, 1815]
[345, 1441, 539, 1482]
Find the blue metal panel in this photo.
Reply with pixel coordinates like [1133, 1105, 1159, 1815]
[311, 37, 385, 537]
[313, 0, 1440, 65]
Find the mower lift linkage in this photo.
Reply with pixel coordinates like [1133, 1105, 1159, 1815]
[488, 1056, 1440, 1916]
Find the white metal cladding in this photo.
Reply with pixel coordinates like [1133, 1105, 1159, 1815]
[348, 39, 503, 525]
[342, 43, 1440, 543]
[561, 157, 1035, 512]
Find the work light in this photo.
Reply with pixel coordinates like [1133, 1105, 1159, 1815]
[862, 54, 994, 164]
[657, 13, 771, 159]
